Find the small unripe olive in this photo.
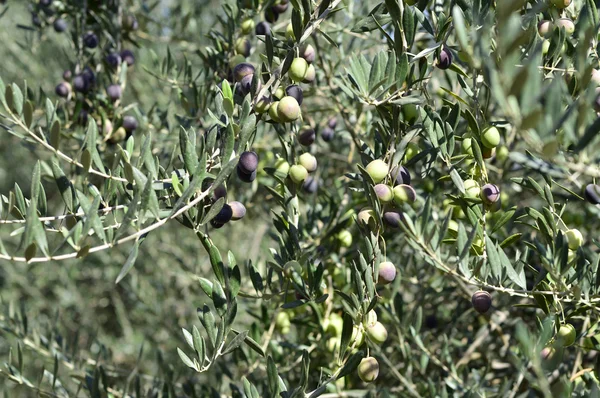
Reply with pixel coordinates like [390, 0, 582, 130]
[289, 164, 308, 183]
[229, 201, 246, 221]
[392, 184, 416, 205]
[365, 159, 389, 183]
[378, 261, 396, 284]
[481, 184, 500, 204]
[542, 39, 551, 55]
[357, 207, 376, 228]
[538, 20, 552, 37]
[239, 151, 259, 174]
[557, 323, 576, 347]
[277, 96, 301, 122]
[462, 137, 474, 156]
[481, 126, 500, 148]
[463, 179, 481, 198]
[241, 19, 255, 34]
[358, 357, 379, 383]
[255, 96, 271, 113]
[374, 184, 393, 203]
[364, 310, 378, 328]
[302, 64, 316, 83]
[274, 158, 290, 177]
[269, 101, 282, 122]
[404, 142, 420, 162]
[550, 0, 572, 9]
[298, 153, 317, 172]
[495, 145, 509, 163]
[228, 54, 246, 70]
[567, 249, 577, 264]
[403, 103, 419, 124]
[337, 230, 353, 247]
[300, 44, 316, 63]
[350, 325, 365, 347]
[383, 209, 403, 228]
[289, 57, 309, 82]
[471, 291, 492, 314]
[584, 184, 600, 204]
[366, 321, 388, 344]
[298, 127, 315, 146]
[565, 229, 583, 250]
[285, 23, 295, 40]
[437, 47, 453, 70]
[235, 37, 251, 56]
[556, 18, 575, 34]
[390, 165, 411, 185]
[274, 86, 285, 100]
[276, 312, 291, 332]
[326, 313, 344, 336]
[108, 126, 127, 144]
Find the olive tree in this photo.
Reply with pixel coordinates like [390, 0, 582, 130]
[1, 0, 600, 396]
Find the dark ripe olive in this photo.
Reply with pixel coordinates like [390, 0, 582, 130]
[229, 201, 247, 221]
[321, 127, 334, 142]
[383, 209, 403, 228]
[302, 177, 318, 193]
[584, 184, 600, 205]
[437, 47, 453, 70]
[72, 75, 89, 93]
[120, 49, 136, 66]
[272, 0, 289, 14]
[238, 151, 259, 174]
[390, 165, 411, 186]
[106, 52, 122, 68]
[471, 291, 492, 314]
[237, 166, 257, 182]
[327, 117, 337, 129]
[233, 63, 255, 83]
[106, 84, 122, 101]
[239, 73, 257, 96]
[212, 185, 227, 201]
[122, 116, 138, 132]
[83, 31, 99, 48]
[285, 84, 303, 105]
[481, 184, 500, 204]
[82, 66, 96, 85]
[62, 70, 72, 81]
[255, 21, 270, 36]
[55, 82, 71, 98]
[210, 219, 225, 229]
[298, 127, 315, 146]
[265, 8, 279, 23]
[424, 314, 438, 329]
[213, 203, 233, 224]
[53, 18, 67, 32]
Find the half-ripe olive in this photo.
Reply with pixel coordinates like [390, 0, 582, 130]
[358, 357, 379, 382]
[374, 184, 393, 203]
[378, 261, 396, 284]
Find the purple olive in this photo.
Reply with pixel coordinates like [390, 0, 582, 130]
[390, 165, 411, 186]
[72, 75, 89, 93]
[107, 84, 122, 101]
[229, 201, 247, 221]
[481, 184, 500, 204]
[327, 117, 337, 129]
[210, 219, 225, 229]
[213, 203, 233, 224]
[62, 70, 72, 81]
[302, 176, 318, 193]
[298, 127, 315, 146]
[233, 63, 255, 83]
[83, 32, 99, 48]
[437, 47, 453, 70]
[383, 209, 403, 228]
[378, 261, 396, 284]
[239, 151, 259, 174]
[584, 184, 600, 205]
[106, 52, 122, 68]
[255, 21, 271, 36]
[53, 18, 67, 32]
[122, 116, 138, 133]
[321, 127, 334, 142]
[120, 49, 135, 66]
[237, 166, 257, 182]
[285, 84, 303, 105]
[471, 291, 492, 314]
[55, 82, 71, 98]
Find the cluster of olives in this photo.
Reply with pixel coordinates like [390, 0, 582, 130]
[537, 17, 575, 55]
[540, 322, 577, 369]
[209, 184, 247, 229]
[271, 152, 318, 187]
[362, 158, 414, 230]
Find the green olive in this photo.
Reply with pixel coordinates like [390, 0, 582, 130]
[365, 159, 389, 183]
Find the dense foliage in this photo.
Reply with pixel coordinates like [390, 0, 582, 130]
[2, 0, 600, 396]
